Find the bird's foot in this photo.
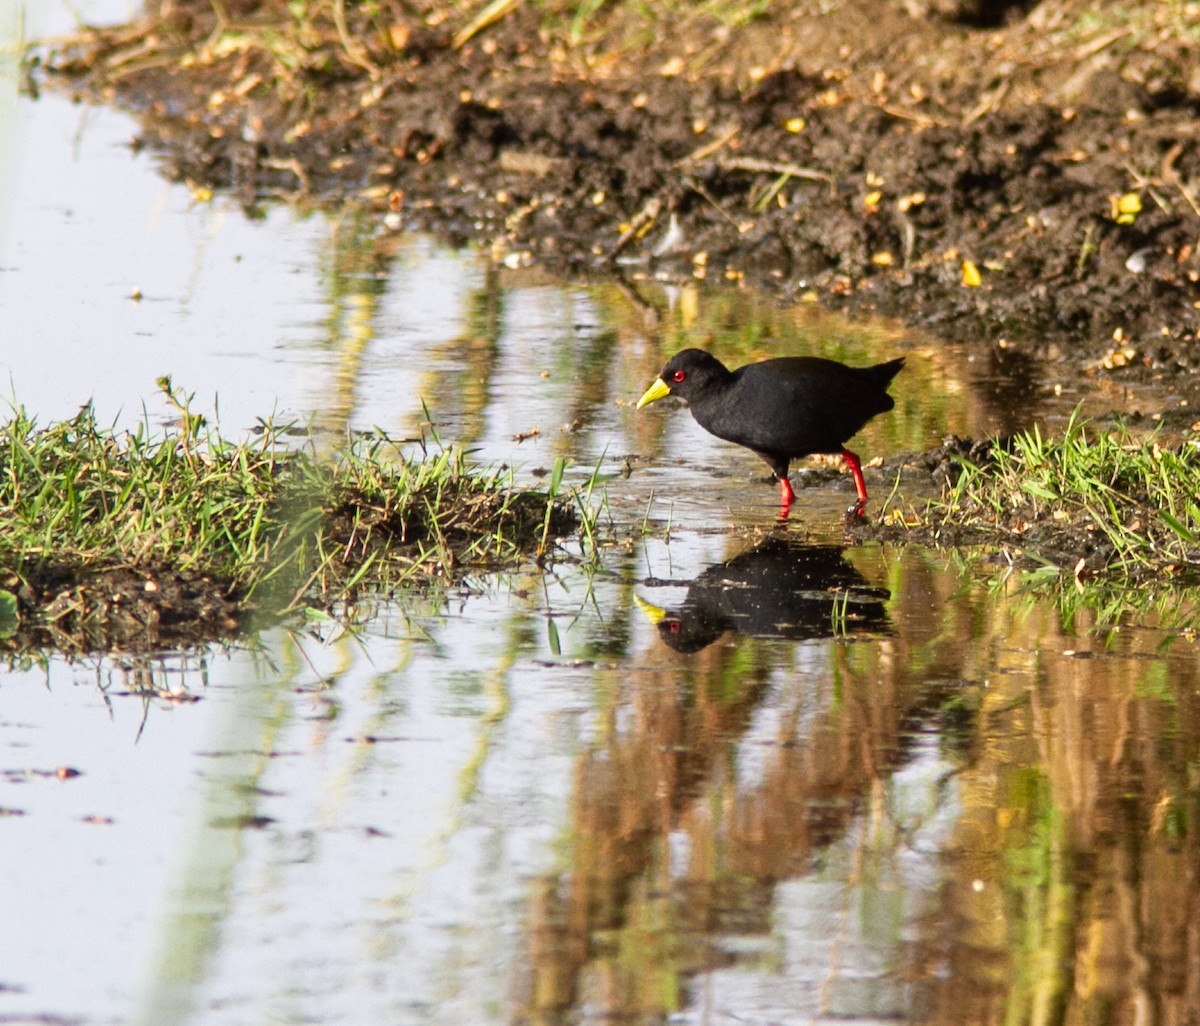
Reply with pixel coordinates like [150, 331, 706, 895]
[844, 498, 867, 522]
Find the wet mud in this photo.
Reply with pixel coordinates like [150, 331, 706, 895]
[4, 567, 243, 655]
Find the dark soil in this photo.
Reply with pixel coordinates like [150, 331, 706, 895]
[4, 567, 243, 655]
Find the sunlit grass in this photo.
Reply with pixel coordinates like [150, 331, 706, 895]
[930, 409, 1200, 581]
[0, 382, 587, 611]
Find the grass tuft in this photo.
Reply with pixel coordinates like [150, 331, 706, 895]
[0, 384, 586, 625]
[930, 409, 1200, 580]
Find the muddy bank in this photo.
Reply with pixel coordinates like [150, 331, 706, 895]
[32, 0, 1200, 388]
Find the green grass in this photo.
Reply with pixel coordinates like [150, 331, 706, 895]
[0, 382, 587, 613]
[931, 409, 1200, 580]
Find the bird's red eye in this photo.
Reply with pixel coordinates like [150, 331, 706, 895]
[671, 370, 686, 383]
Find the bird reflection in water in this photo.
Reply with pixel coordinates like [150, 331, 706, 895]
[637, 536, 890, 653]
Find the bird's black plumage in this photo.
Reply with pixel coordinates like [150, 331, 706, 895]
[636, 348, 904, 514]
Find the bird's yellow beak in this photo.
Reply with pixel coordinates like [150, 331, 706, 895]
[636, 378, 671, 409]
[633, 594, 668, 625]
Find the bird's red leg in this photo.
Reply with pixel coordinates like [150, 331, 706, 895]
[841, 447, 868, 515]
[778, 473, 796, 518]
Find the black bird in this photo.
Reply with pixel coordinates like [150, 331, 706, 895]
[636, 348, 904, 516]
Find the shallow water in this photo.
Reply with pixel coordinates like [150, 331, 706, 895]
[6, 542, 1200, 1025]
[4, 7, 1200, 1025]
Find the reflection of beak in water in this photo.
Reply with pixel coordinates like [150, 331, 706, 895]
[637, 538, 890, 653]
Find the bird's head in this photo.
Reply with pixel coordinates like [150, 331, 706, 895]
[635, 349, 729, 408]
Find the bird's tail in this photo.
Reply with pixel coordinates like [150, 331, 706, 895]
[872, 356, 906, 386]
